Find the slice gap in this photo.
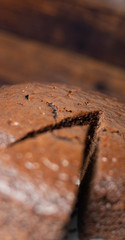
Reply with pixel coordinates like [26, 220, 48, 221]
[80, 112, 100, 179]
[77, 114, 100, 239]
[59, 114, 100, 240]
[78, 145, 98, 240]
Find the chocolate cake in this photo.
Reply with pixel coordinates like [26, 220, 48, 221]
[0, 83, 124, 240]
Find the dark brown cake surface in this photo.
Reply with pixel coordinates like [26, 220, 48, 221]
[0, 83, 124, 240]
[0, 126, 89, 240]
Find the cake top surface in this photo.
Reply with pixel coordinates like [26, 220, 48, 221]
[0, 82, 124, 216]
[0, 82, 124, 145]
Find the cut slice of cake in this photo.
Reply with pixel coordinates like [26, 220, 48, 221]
[0, 125, 89, 240]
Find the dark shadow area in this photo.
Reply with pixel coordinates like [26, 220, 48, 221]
[62, 202, 79, 240]
[0, 77, 12, 86]
[78, 146, 98, 239]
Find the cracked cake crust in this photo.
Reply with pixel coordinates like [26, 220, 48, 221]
[0, 83, 124, 240]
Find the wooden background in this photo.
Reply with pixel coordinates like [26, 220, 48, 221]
[0, 0, 125, 101]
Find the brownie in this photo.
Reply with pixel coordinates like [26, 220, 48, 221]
[0, 126, 89, 240]
[0, 83, 124, 240]
[0, 83, 90, 240]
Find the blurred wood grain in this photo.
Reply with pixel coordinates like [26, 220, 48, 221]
[0, 31, 125, 101]
[0, 0, 125, 67]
